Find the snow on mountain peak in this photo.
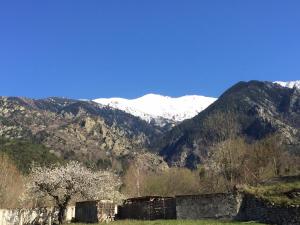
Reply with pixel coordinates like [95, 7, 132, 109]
[93, 94, 217, 124]
[274, 80, 300, 89]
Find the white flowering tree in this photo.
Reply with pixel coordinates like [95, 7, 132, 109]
[27, 161, 121, 224]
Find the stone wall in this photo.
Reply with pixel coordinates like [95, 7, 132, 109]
[236, 193, 300, 225]
[75, 200, 117, 223]
[2, 194, 298, 224]
[117, 196, 176, 220]
[0, 206, 75, 225]
[175, 193, 243, 220]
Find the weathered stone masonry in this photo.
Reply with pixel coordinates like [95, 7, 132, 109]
[236, 193, 300, 225]
[0, 206, 75, 225]
[176, 192, 243, 220]
[117, 193, 243, 220]
[117, 196, 176, 220]
[75, 200, 116, 223]
[116, 193, 300, 224]
[1, 193, 299, 225]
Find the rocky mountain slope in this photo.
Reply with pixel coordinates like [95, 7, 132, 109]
[1, 80, 299, 172]
[93, 94, 216, 126]
[159, 81, 300, 168]
[0, 97, 166, 172]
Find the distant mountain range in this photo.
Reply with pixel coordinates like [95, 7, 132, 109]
[0, 80, 299, 171]
[94, 94, 216, 126]
[93, 81, 299, 127]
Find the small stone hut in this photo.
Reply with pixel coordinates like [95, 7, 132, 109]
[117, 196, 176, 220]
[75, 200, 117, 223]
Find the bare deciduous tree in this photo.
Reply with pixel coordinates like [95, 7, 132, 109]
[0, 153, 24, 208]
[27, 161, 121, 224]
[123, 158, 147, 197]
[143, 167, 201, 196]
[208, 138, 248, 191]
[204, 134, 300, 192]
[122, 152, 169, 198]
[202, 110, 240, 143]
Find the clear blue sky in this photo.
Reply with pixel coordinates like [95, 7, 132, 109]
[0, 1, 299, 99]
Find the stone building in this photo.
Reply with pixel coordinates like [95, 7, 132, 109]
[75, 200, 117, 223]
[117, 196, 176, 220]
[1, 192, 299, 225]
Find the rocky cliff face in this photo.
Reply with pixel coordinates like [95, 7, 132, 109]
[159, 81, 300, 168]
[0, 97, 166, 172]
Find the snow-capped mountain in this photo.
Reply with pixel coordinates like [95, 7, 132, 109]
[274, 80, 300, 89]
[93, 94, 217, 125]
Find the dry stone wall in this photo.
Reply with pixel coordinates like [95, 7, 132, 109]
[0, 206, 74, 225]
[236, 194, 300, 225]
[175, 193, 243, 220]
[2, 193, 299, 224]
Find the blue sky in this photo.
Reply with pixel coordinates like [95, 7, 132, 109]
[0, 1, 299, 99]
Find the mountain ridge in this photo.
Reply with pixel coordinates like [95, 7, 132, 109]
[1, 80, 299, 171]
[93, 94, 217, 126]
[0, 96, 167, 173]
[158, 80, 300, 168]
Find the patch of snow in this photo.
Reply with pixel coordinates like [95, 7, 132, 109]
[93, 94, 216, 124]
[274, 80, 300, 89]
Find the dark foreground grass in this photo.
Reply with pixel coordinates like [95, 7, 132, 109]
[71, 220, 266, 225]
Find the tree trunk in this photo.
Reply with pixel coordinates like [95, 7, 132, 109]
[58, 203, 69, 224]
[58, 205, 65, 224]
[57, 196, 71, 224]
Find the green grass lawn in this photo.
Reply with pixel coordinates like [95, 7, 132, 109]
[72, 220, 265, 225]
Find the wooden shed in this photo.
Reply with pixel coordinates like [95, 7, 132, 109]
[117, 196, 176, 220]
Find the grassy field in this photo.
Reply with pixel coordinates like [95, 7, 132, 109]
[72, 220, 265, 225]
